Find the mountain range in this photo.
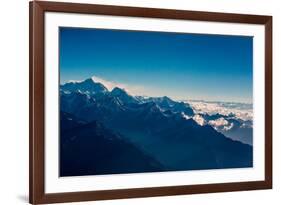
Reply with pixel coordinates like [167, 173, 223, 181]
[60, 77, 253, 176]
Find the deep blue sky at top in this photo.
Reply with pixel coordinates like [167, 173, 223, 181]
[59, 27, 253, 103]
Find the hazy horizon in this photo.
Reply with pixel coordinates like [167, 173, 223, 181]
[60, 75, 253, 104]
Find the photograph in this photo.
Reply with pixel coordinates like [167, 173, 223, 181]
[28, 2, 273, 204]
[59, 27, 254, 177]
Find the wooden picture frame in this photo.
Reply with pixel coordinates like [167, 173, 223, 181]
[29, 1, 272, 204]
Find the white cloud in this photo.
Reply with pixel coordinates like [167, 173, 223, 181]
[188, 100, 253, 122]
[192, 114, 206, 126]
[208, 117, 234, 131]
[223, 122, 234, 131]
[91, 75, 144, 95]
[209, 117, 228, 127]
[92, 76, 123, 91]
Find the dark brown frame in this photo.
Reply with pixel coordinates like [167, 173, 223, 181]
[29, 1, 272, 204]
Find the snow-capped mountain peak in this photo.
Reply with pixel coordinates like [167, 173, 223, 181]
[60, 77, 108, 94]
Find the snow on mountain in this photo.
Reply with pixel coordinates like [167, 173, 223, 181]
[110, 87, 142, 105]
[61, 77, 108, 94]
[60, 86, 253, 173]
[60, 77, 253, 145]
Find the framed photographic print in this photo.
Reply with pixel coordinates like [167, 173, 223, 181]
[29, 1, 272, 204]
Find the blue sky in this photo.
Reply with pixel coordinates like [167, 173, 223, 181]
[59, 27, 253, 103]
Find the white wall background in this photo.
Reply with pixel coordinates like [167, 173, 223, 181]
[0, 0, 279, 204]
